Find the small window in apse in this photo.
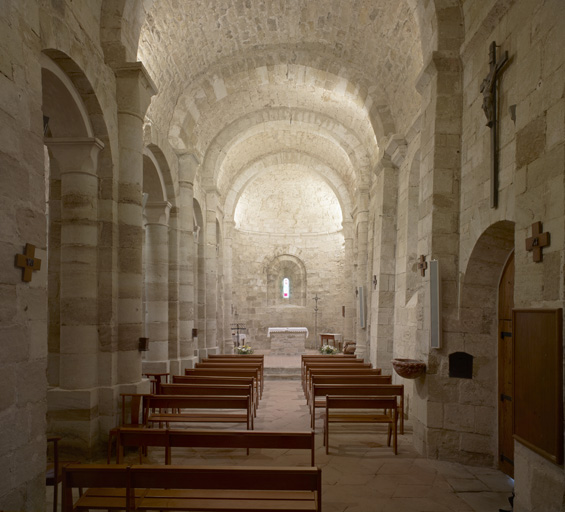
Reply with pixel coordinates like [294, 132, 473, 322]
[282, 278, 290, 299]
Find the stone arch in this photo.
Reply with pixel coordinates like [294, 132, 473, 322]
[100, 0, 154, 65]
[224, 151, 354, 225]
[202, 109, 373, 195]
[452, 220, 515, 466]
[41, 49, 115, 454]
[266, 254, 307, 308]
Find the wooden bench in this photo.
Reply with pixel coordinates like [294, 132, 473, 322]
[206, 354, 265, 379]
[62, 464, 322, 512]
[307, 373, 392, 406]
[185, 367, 262, 399]
[116, 428, 316, 466]
[195, 361, 264, 398]
[145, 394, 253, 430]
[303, 362, 373, 394]
[172, 374, 259, 409]
[301, 356, 365, 389]
[158, 382, 256, 416]
[324, 396, 398, 455]
[305, 368, 383, 396]
[310, 383, 404, 432]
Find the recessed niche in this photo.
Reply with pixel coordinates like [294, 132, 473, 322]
[449, 352, 473, 379]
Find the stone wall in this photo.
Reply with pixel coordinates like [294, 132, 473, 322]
[231, 230, 346, 351]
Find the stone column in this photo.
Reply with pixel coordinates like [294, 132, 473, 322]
[369, 156, 399, 372]
[114, 63, 156, 384]
[341, 219, 356, 342]
[167, 206, 181, 375]
[415, 50, 462, 457]
[45, 137, 103, 455]
[354, 189, 370, 360]
[177, 152, 199, 370]
[223, 220, 235, 352]
[204, 189, 219, 356]
[142, 201, 171, 374]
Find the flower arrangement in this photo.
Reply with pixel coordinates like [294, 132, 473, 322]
[319, 344, 339, 355]
[235, 344, 254, 355]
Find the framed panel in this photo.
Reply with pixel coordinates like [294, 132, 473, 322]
[512, 308, 563, 465]
[429, 260, 442, 349]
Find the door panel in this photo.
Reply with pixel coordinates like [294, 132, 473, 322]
[498, 252, 514, 477]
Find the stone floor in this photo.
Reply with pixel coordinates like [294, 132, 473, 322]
[47, 354, 515, 511]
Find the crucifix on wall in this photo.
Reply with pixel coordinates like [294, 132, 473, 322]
[525, 221, 550, 263]
[480, 41, 509, 209]
[15, 244, 42, 282]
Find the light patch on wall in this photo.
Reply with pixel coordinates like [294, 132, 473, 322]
[234, 165, 342, 234]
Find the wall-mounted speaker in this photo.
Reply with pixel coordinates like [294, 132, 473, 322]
[429, 260, 442, 349]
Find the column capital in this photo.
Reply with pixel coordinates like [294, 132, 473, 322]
[416, 50, 461, 94]
[177, 151, 201, 183]
[45, 137, 105, 173]
[383, 134, 407, 168]
[115, 62, 157, 120]
[144, 201, 172, 226]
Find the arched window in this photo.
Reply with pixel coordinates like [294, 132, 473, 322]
[282, 277, 290, 299]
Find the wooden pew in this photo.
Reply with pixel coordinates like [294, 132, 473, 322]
[201, 356, 265, 401]
[158, 382, 256, 416]
[185, 367, 262, 399]
[301, 357, 366, 389]
[195, 361, 264, 398]
[310, 383, 404, 432]
[306, 368, 383, 396]
[145, 394, 254, 430]
[172, 374, 258, 409]
[324, 396, 398, 455]
[62, 464, 322, 512]
[307, 373, 392, 406]
[116, 427, 316, 466]
[303, 361, 373, 394]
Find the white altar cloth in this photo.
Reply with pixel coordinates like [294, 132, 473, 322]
[267, 327, 309, 338]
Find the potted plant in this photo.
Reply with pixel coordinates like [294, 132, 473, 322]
[319, 344, 339, 355]
[235, 344, 254, 355]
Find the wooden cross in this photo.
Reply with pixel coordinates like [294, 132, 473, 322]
[417, 255, 428, 276]
[525, 221, 550, 262]
[15, 244, 42, 282]
[480, 41, 509, 209]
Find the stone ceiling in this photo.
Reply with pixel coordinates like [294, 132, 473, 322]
[137, 0, 423, 223]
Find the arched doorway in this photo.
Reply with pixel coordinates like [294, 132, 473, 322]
[498, 251, 514, 477]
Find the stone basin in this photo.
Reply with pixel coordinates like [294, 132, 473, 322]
[392, 358, 426, 379]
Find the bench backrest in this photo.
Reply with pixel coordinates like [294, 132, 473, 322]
[158, 383, 253, 397]
[185, 368, 259, 378]
[313, 383, 403, 399]
[131, 464, 321, 492]
[311, 375, 392, 386]
[116, 428, 315, 465]
[63, 464, 321, 512]
[195, 362, 262, 369]
[168, 429, 316, 466]
[146, 394, 251, 411]
[325, 395, 397, 410]
[173, 375, 255, 386]
[62, 464, 131, 511]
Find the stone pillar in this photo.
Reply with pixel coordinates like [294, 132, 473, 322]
[177, 152, 199, 370]
[45, 137, 103, 455]
[142, 201, 171, 374]
[114, 63, 156, 384]
[167, 207, 181, 375]
[223, 220, 236, 352]
[415, 50, 462, 458]
[341, 219, 356, 342]
[204, 189, 219, 356]
[354, 189, 370, 360]
[369, 156, 399, 373]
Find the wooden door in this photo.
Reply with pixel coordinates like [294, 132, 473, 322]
[498, 251, 514, 477]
